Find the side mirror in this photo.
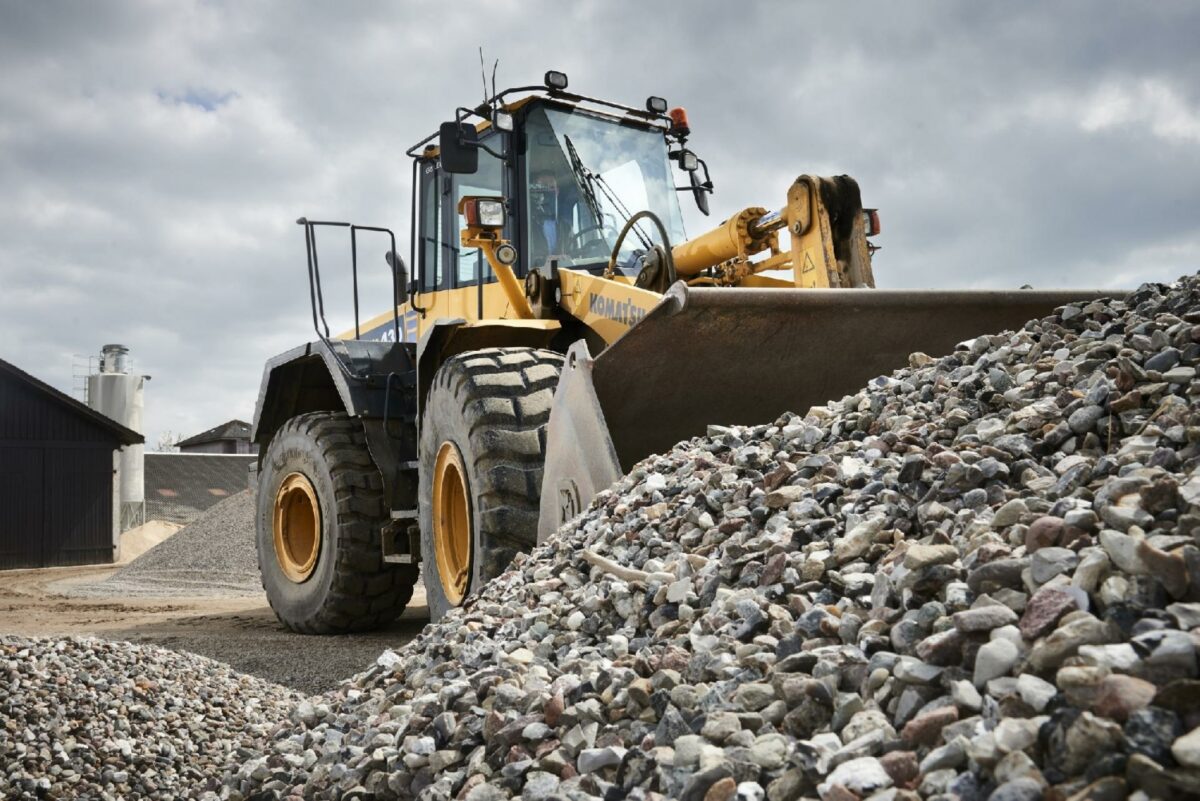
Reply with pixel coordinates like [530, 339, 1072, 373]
[439, 122, 479, 174]
[690, 170, 710, 216]
[385, 250, 410, 302]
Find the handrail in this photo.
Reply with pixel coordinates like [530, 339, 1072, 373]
[296, 218, 404, 379]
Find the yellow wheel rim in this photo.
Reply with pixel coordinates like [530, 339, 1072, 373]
[432, 441, 471, 605]
[273, 472, 321, 583]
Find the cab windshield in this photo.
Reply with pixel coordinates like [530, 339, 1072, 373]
[524, 105, 686, 272]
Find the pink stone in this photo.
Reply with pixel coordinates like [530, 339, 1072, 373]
[901, 706, 958, 746]
[1019, 586, 1077, 640]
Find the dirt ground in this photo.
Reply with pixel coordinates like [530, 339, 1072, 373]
[0, 564, 429, 695]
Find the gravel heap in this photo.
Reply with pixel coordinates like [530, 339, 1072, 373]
[222, 276, 1200, 801]
[0, 635, 300, 800]
[76, 490, 261, 597]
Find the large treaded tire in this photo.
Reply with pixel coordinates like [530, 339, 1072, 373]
[419, 347, 563, 621]
[256, 412, 419, 634]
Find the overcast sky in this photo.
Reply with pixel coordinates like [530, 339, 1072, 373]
[2, 1, 1198, 449]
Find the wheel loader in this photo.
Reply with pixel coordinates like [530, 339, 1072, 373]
[251, 71, 1109, 631]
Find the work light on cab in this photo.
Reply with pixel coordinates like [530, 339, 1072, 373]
[493, 110, 514, 132]
[461, 197, 506, 228]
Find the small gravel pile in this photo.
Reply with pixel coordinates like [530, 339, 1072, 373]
[225, 276, 1200, 801]
[77, 490, 260, 597]
[0, 635, 301, 800]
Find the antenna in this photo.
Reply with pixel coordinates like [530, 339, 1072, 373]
[478, 46, 489, 109]
[491, 58, 499, 104]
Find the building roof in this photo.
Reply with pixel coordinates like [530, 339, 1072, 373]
[0, 356, 144, 446]
[177, 418, 253, 448]
[144, 452, 256, 524]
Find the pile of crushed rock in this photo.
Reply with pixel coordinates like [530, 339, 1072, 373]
[72, 490, 261, 598]
[0, 636, 300, 800]
[6, 275, 1200, 801]
[213, 275, 1200, 800]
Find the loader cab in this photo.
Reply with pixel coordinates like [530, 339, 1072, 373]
[519, 102, 687, 277]
[412, 86, 692, 299]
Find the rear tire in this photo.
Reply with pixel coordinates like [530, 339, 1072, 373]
[419, 347, 563, 621]
[256, 412, 419, 634]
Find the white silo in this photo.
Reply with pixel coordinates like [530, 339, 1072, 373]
[88, 344, 146, 531]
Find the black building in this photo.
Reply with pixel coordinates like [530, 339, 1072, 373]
[176, 418, 258, 455]
[0, 357, 143, 569]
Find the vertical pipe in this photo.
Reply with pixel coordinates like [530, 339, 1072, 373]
[351, 227, 361, 340]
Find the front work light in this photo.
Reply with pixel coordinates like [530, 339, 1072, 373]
[544, 70, 569, 91]
[493, 110, 514, 132]
[679, 150, 698, 171]
[460, 196, 506, 228]
[646, 96, 668, 114]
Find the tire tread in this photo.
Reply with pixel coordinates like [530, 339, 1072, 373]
[259, 411, 418, 634]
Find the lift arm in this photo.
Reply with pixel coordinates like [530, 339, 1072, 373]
[671, 175, 875, 288]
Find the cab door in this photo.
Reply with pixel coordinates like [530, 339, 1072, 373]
[442, 131, 510, 321]
[415, 158, 451, 331]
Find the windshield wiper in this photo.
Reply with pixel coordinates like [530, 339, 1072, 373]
[563, 135, 604, 227]
[563, 135, 652, 251]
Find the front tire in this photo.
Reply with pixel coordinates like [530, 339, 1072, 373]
[256, 412, 418, 633]
[419, 347, 563, 620]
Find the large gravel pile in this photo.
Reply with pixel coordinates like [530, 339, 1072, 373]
[77, 490, 261, 597]
[223, 276, 1200, 801]
[0, 635, 300, 800]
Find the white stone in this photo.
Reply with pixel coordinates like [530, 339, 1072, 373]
[1017, 674, 1057, 711]
[1099, 530, 1148, 575]
[1171, 726, 1200, 768]
[974, 638, 1020, 687]
[993, 717, 1041, 753]
[666, 580, 690, 603]
[822, 756, 892, 795]
[951, 679, 983, 712]
[673, 735, 703, 768]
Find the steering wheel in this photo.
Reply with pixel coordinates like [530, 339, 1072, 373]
[568, 224, 608, 254]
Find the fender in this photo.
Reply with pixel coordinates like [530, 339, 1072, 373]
[251, 338, 417, 458]
[415, 317, 561, 420]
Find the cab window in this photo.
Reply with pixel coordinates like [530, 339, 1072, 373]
[418, 160, 442, 291]
[450, 135, 505, 288]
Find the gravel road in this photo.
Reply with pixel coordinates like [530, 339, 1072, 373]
[1, 564, 428, 695]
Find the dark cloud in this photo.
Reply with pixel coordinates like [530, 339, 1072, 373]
[1, 0, 1198, 446]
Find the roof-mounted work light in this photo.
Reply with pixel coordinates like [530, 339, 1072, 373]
[544, 70, 569, 91]
[493, 110, 514, 132]
[646, 96, 668, 114]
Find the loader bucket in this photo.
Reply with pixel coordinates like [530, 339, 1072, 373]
[537, 282, 1120, 541]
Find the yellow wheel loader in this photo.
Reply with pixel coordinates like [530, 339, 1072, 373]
[251, 71, 1107, 630]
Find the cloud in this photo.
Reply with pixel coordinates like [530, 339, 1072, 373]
[1079, 80, 1200, 143]
[0, 0, 1198, 449]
